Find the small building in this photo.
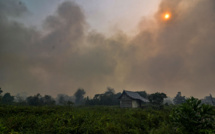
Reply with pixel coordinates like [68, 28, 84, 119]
[118, 90, 149, 108]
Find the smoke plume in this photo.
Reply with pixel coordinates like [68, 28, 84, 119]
[1, 0, 215, 98]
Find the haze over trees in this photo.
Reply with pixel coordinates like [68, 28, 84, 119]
[0, 86, 215, 107]
[26, 94, 55, 106]
[173, 92, 186, 105]
[56, 94, 74, 105]
[85, 87, 121, 106]
[1, 93, 214, 133]
[74, 88, 86, 105]
[1, 0, 215, 132]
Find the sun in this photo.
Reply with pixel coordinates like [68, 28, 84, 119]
[165, 14, 169, 19]
[163, 13, 171, 20]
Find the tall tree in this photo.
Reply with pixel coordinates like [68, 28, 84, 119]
[209, 94, 215, 105]
[58, 95, 67, 105]
[173, 92, 186, 105]
[74, 88, 86, 105]
[1, 93, 14, 104]
[85, 87, 120, 106]
[0, 88, 3, 102]
[41, 95, 55, 105]
[0, 88, 2, 95]
[105, 87, 115, 96]
[26, 94, 42, 106]
[148, 92, 167, 105]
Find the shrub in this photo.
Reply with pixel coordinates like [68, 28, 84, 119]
[170, 97, 215, 134]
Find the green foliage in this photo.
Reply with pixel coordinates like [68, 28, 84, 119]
[0, 105, 175, 134]
[148, 92, 167, 105]
[170, 97, 215, 134]
[0, 121, 7, 133]
[1, 98, 214, 134]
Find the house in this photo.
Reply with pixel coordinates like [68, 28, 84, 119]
[118, 90, 149, 108]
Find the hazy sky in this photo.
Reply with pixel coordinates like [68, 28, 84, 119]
[1, 0, 215, 98]
[19, 0, 161, 35]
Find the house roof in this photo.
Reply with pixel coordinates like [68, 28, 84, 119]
[119, 90, 149, 102]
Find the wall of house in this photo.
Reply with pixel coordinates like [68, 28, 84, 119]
[120, 94, 132, 108]
[132, 100, 140, 108]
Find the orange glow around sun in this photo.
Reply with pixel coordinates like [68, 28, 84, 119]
[163, 13, 171, 20]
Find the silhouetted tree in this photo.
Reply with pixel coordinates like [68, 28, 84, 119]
[85, 87, 121, 106]
[105, 87, 115, 96]
[26, 94, 43, 106]
[41, 95, 55, 105]
[58, 95, 67, 105]
[148, 92, 167, 105]
[201, 94, 215, 106]
[1, 93, 14, 104]
[85, 96, 91, 105]
[210, 94, 215, 105]
[26, 94, 55, 106]
[56, 94, 74, 105]
[100, 87, 116, 105]
[0, 88, 2, 95]
[74, 88, 86, 105]
[173, 92, 186, 105]
[0, 88, 3, 102]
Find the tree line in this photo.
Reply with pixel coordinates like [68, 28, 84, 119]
[0, 87, 214, 106]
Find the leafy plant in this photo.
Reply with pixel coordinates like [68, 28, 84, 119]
[148, 92, 167, 105]
[170, 97, 215, 134]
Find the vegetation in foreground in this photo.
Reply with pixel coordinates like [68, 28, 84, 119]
[0, 105, 173, 134]
[0, 88, 215, 133]
[0, 97, 215, 134]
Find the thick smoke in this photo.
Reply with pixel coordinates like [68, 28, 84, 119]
[127, 0, 215, 96]
[0, 0, 215, 98]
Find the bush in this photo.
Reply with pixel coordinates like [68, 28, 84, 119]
[170, 97, 215, 134]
